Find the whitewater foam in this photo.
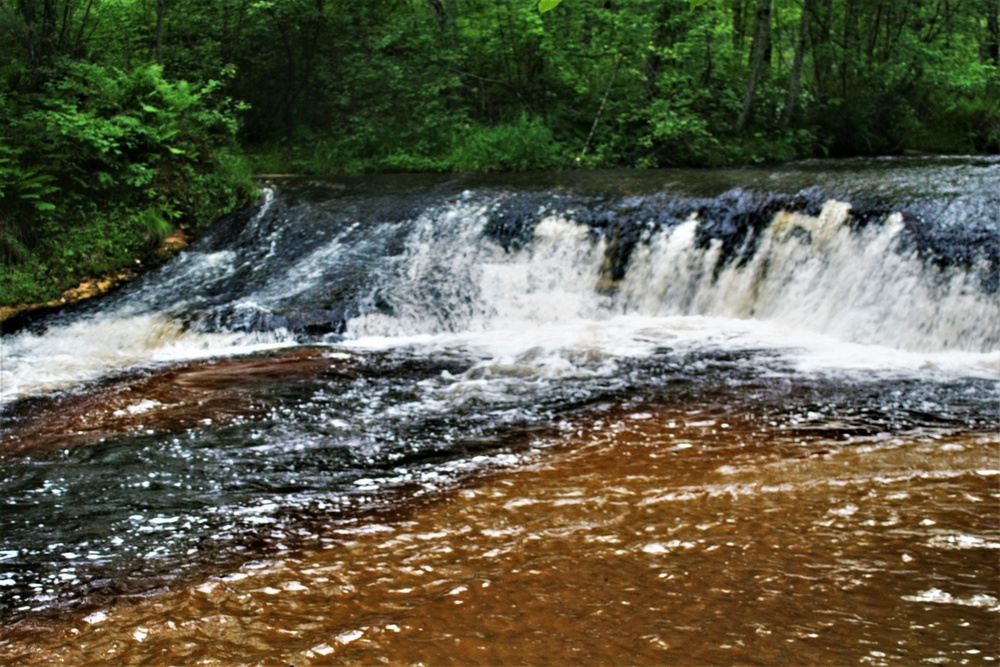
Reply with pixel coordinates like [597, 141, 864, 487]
[1, 313, 292, 405]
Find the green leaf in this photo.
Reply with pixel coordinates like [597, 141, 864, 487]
[34, 202, 57, 212]
[689, 0, 710, 8]
[538, 0, 564, 13]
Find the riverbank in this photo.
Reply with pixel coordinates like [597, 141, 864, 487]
[0, 228, 191, 328]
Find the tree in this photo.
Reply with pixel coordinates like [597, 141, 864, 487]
[780, 0, 813, 127]
[735, 0, 771, 133]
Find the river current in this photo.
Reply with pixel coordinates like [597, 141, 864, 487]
[0, 157, 997, 665]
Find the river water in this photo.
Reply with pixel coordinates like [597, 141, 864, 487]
[0, 157, 997, 665]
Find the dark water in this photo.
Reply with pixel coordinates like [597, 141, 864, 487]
[0, 157, 997, 664]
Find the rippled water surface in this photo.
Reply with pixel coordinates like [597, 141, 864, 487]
[1, 408, 996, 666]
[1, 159, 997, 664]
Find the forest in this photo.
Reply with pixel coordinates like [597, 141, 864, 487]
[1, 0, 998, 307]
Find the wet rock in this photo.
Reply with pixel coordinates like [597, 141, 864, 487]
[0, 348, 359, 455]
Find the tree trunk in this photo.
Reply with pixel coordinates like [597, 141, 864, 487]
[427, 0, 455, 27]
[736, 0, 771, 133]
[731, 0, 748, 51]
[810, 0, 833, 98]
[155, 0, 165, 65]
[781, 0, 814, 127]
[986, 0, 1000, 65]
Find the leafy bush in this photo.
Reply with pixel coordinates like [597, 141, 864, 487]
[449, 114, 563, 172]
[0, 61, 256, 307]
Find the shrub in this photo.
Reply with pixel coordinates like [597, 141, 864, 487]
[449, 114, 563, 172]
[0, 61, 256, 307]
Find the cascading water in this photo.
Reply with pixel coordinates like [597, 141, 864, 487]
[6, 159, 996, 403]
[0, 158, 997, 666]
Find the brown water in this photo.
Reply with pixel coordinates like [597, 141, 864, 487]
[2, 406, 996, 666]
[0, 348, 355, 454]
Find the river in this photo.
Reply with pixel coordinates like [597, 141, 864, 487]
[0, 157, 997, 665]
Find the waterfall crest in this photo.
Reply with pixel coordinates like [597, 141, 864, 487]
[2, 162, 997, 404]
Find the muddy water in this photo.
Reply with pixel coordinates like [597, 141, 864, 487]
[1, 406, 995, 666]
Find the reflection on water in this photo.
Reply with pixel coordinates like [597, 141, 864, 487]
[1, 407, 995, 666]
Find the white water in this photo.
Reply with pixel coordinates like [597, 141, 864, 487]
[2, 190, 997, 407]
[344, 198, 998, 382]
[0, 313, 293, 404]
[353, 198, 997, 350]
[618, 202, 996, 351]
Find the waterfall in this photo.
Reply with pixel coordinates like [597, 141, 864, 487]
[0, 161, 996, 627]
[2, 162, 997, 405]
[615, 201, 996, 352]
[343, 194, 997, 354]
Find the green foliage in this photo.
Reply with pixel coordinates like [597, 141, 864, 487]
[0, 59, 256, 307]
[1, 0, 996, 306]
[0, 149, 61, 215]
[129, 0, 995, 175]
[450, 114, 563, 172]
[245, 115, 562, 174]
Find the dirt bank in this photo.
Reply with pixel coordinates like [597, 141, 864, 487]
[0, 228, 191, 328]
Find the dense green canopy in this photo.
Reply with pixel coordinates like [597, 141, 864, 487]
[1, 0, 997, 305]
